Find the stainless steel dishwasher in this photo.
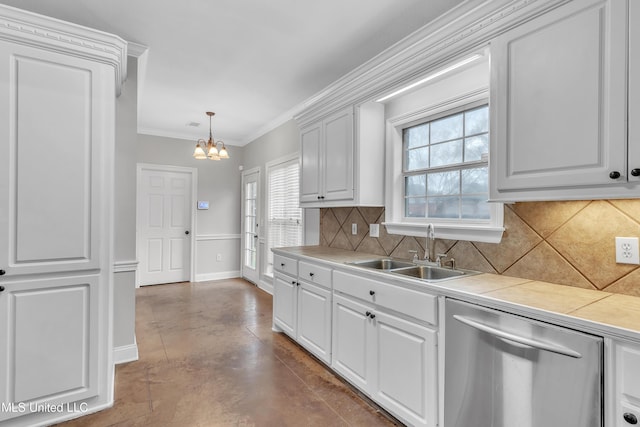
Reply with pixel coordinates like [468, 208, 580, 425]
[444, 298, 603, 427]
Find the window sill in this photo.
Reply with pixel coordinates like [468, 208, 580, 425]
[382, 221, 504, 244]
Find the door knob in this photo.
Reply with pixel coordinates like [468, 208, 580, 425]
[631, 169, 640, 177]
[185, 231, 190, 235]
[609, 171, 621, 179]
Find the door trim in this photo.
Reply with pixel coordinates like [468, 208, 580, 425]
[136, 163, 197, 287]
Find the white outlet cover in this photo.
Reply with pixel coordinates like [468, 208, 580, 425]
[370, 224, 380, 238]
[615, 237, 640, 265]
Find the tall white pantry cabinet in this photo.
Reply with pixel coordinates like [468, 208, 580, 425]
[0, 5, 126, 426]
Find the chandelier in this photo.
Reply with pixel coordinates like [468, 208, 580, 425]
[193, 112, 229, 160]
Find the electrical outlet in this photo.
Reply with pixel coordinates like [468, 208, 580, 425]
[370, 224, 380, 238]
[352, 223, 357, 235]
[615, 237, 640, 264]
[216, 253, 222, 262]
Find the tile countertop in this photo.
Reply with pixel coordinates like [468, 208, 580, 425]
[274, 246, 640, 342]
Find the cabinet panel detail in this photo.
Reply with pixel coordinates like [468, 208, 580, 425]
[13, 56, 93, 264]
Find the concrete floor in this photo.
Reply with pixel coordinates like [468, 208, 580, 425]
[56, 278, 398, 426]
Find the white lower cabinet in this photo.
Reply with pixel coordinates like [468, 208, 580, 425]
[273, 271, 298, 337]
[332, 271, 438, 427]
[297, 280, 332, 364]
[612, 340, 640, 427]
[273, 257, 333, 365]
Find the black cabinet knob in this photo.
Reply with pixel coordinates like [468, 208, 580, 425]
[0, 286, 4, 292]
[309, 272, 314, 277]
[0, 269, 5, 276]
[365, 311, 371, 317]
[281, 263, 285, 267]
[291, 280, 296, 285]
[624, 412, 638, 424]
[610, 171, 621, 179]
[631, 169, 640, 177]
[369, 290, 375, 296]
[369, 313, 376, 319]
[185, 230, 190, 235]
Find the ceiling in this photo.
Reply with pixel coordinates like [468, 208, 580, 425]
[0, 0, 465, 146]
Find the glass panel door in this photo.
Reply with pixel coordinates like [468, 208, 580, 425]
[242, 170, 260, 284]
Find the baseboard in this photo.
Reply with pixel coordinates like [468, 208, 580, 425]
[195, 270, 241, 282]
[258, 279, 273, 295]
[113, 342, 139, 365]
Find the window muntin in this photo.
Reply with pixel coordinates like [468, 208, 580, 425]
[403, 104, 489, 220]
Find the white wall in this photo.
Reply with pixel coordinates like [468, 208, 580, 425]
[137, 134, 244, 281]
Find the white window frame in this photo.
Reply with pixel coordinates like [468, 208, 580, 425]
[383, 89, 504, 243]
[264, 153, 304, 278]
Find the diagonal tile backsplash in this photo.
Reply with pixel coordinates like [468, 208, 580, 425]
[319, 200, 640, 297]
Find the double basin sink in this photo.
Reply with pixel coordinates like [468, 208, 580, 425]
[348, 258, 478, 282]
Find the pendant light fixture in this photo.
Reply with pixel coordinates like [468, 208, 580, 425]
[193, 112, 230, 160]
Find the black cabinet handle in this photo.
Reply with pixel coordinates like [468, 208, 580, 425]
[296, 282, 300, 287]
[631, 169, 640, 177]
[365, 311, 371, 317]
[291, 280, 296, 285]
[0, 269, 5, 276]
[369, 290, 375, 296]
[309, 272, 314, 277]
[624, 412, 638, 424]
[370, 313, 376, 319]
[610, 171, 621, 179]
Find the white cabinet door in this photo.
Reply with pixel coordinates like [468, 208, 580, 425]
[296, 280, 332, 364]
[300, 123, 323, 203]
[332, 294, 374, 392]
[323, 107, 354, 201]
[612, 341, 640, 427]
[373, 311, 438, 427]
[273, 273, 298, 337]
[0, 40, 112, 421]
[490, 0, 628, 199]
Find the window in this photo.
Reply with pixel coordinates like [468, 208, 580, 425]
[265, 156, 303, 277]
[403, 104, 489, 220]
[384, 89, 503, 243]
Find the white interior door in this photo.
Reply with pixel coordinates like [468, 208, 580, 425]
[241, 169, 260, 284]
[137, 165, 194, 286]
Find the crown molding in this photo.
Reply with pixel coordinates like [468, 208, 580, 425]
[0, 3, 127, 95]
[126, 41, 148, 58]
[294, 0, 570, 126]
[137, 126, 242, 147]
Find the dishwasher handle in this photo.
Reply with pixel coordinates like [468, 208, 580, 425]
[453, 314, 583, 359]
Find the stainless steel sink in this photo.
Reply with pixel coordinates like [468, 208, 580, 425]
[349, 259, 415, 270]
[391, 265, 467, 281]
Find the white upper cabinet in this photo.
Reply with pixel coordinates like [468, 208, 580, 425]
[490, 0, 637, 201]
[298, 102, 384, 207]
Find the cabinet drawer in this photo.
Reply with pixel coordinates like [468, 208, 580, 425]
[299, 261, 331, 288]
[274, 254, 297, 276]
[334, 270, 437, 325]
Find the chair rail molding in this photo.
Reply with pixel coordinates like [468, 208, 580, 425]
[0, 3, 127, 95]
[114, 260, 139, 273]
[294, 0, 571, 126]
